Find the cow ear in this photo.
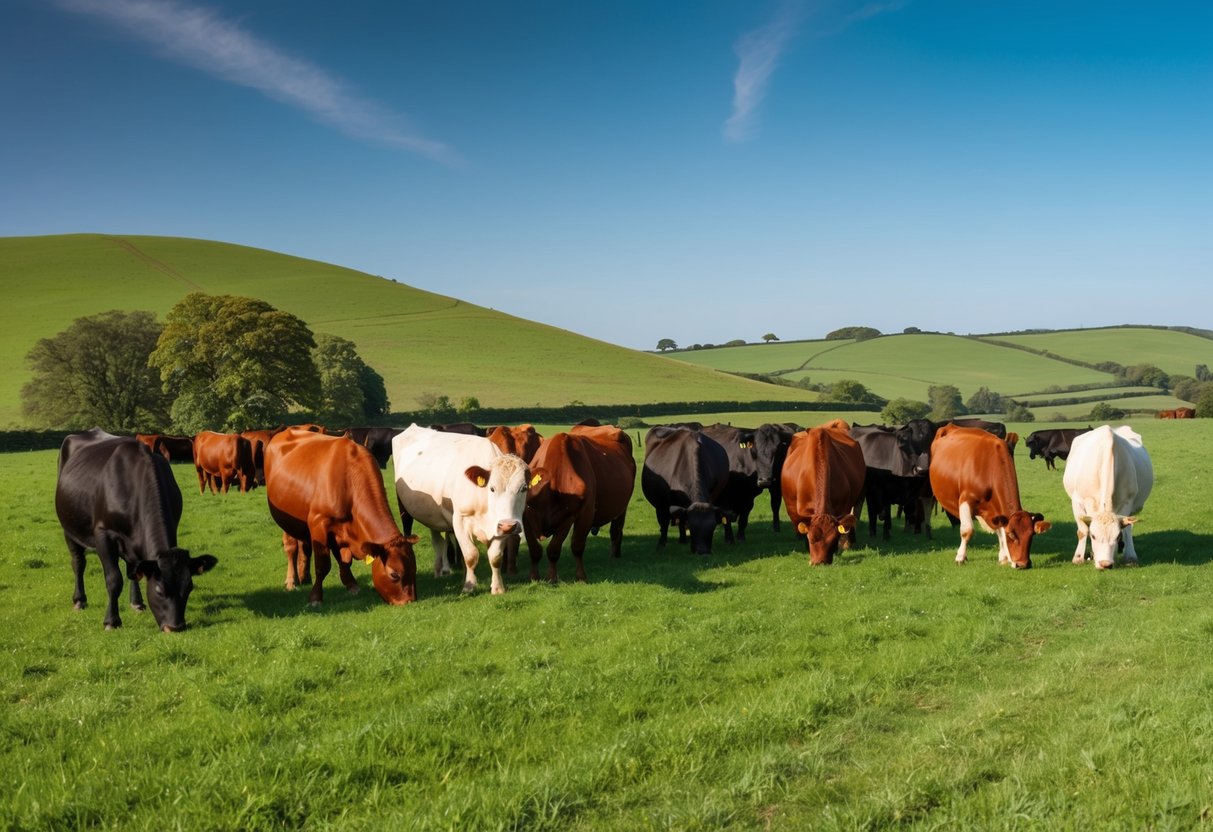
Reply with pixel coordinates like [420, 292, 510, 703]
[1121, 516, 1138, 527]
[129, 560, 158, 581]
[464, 465, 491, 487]
[1034, 520, 1053, 534]
[1030, 513, 1045, 523]
[670, 506, 687, 520]
[527, 467, 548, 490]
[362, 542, 386, 563]
[838, 514, 857, 533]
[404, 534, 421, 545]
[796, 521, 810, 535]
[190, 554, 218, 575]
[717, 508, 738, 525]
[991, 515, 1009, 528]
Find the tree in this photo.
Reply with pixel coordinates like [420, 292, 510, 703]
[762, 333, 779, 343]
[828, 379, 875, 403]
[826, 326, 881, 341]
[1197, 386, 1213, 418]
[1089, 402, 1125, 421]
[656, 338, 677, 352]
[882, 398, 931, 424]
[359, 364, 390, 418]
[903, 326, 922, 334]
[22, 309, 168, 431]
[149, 293, 320, 432]
[313, 334, 367, 425]
[928, 384, 965, 420]
[1004, 401, 1035, 422]
[1196, 364, 1212, 382]
[965, 386, 1005, 414]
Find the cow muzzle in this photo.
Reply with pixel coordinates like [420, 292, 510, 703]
[497, 520, 520, 536]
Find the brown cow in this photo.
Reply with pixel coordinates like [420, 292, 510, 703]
[241, 427, 284, 486]
[522, 424, 636, 583]
[1176, 407, 1196, 419]
[486, 424, 543, 463]
[1157, 409, 1177, 419]
[193, 431, 256, 494]
[264, 428, 417, 606]
[780, 419, 865, 565]
[929, 425, 1051, 569]
[1004, 431, 1019, 456]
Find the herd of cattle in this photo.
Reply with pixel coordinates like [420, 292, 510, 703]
[53, 415, 1158, 632]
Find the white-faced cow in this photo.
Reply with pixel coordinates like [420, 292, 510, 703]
[392, 424, 531, 595]
[55, 428, 218, 631]
[1062, 425, 1154, 569]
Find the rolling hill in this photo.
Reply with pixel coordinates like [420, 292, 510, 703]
[0, 234, 816, 427]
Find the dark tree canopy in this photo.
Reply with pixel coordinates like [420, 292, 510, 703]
[150, 293, 320, 432]
[826, 326, 881, 341]
[656, 338, 677, 352]
[313, 334, 391, 424]
[22, 309, 168, 432]
[882, 398, 931, 424]
[762, 333, 779, 343]
[928, 384, 966, 420]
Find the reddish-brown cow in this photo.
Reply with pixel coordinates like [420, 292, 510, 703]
[522, 424, 636, 582]
[264, 428, 417, 606]
[929, 425, 1052, 569]
[780, 419, 865, 565]
[1176, 407, 1196, 419]
[193, 431, 256, 494]
[241, 427, 284, 486]
[486, 424, 543, 463]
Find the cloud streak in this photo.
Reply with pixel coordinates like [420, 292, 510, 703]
[724, 1, 805, 143]
[58, 0, 455, 163]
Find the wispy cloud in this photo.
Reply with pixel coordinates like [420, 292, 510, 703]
[58, 0, 455, 163]
[724, 1, 806, 143]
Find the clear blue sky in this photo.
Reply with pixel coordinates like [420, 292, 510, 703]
[2, 1, 1209, 350]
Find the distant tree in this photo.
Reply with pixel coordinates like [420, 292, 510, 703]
[358, 363, 390, 418]
[903, 326, 922, 334]
[22, 309, 168, 431]
[928, 384, 966, 420]
[965, 386, 1006, 414]
[1168, 375, 1199, 402]
[882, 398, 931, 424]
[1197, 387, 1213, 418]
[457, 396, 481, 414]
[1196, 364, 1212, 382]
[656, 338, 677, 352]
[313, 334, 385, 425]
[1122, 363, 1169, 388]
[826, 326, 881, 341]
[1089, 402, 1126, 421]
[828, 379, 876, 404]
[1004, 401, 1035, 422]
[762, 333, 779, 343]
[416, 392, 454, 419]
[725, 339, 747, 347]
[149, 293, 320, 433]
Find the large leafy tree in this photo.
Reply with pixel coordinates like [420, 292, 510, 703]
[313, 334, 390, 424]
[928, 384, 966, 420]
[22, 309, 168, 431]
[150, 293, 320, 432]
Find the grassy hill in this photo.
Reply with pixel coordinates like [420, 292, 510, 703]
[670, 330, 1211, 418]
[0, 234, 816, 426]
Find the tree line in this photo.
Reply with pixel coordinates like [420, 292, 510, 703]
[22, 293, 389, 434]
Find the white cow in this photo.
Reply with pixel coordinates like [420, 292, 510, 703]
[391, 424, 531, 594]
[1062, 425, 1154, 569]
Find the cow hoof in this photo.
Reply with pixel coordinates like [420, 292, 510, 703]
[104, 622, 121, 631]
[1095, 561, 1113, 570]
[73, 601, 86, 610]
[347, 586, 360, 595]
[491, 585, 505, 596]
[130, 603, 145, 612]
[462, 582, 476, 594]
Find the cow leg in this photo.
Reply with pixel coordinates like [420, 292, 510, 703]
[452, 521, 484, 593]
[195, 465, 207, 495]
[736, 508, 749, 542]
[309, 544, 331, 606]
[128, 575, 145, 612]
[66, 535, 88, 610]
[430, 530, 451, 577]
[769, 487, 782, 533]
[524, 526, 544, 582]
[95, 533, 125, 630]
[546, 524, 573, 583]
[1072, 515, 1091, 565]
[655, 506, 671, 549]
[608, 513, 626, 558]
[722, 518, 735, 545]
[1121, 523, 1139, 566]
[997, 527, 1012, 565]
[503, 533, 520, 576]
[336, 553, 360, 594]
[955, 503, 974, 565]
[283, 533, 312, 589]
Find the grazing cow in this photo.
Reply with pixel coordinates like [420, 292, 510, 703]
[850, 424, 931, 540]
[1025, 427, 1091, 471]
[948, 417, 1007, 439]
[341, 426, 404, 469]
[752, 422, 799, 532]
[392, 424, 530, 594]
[929, 425, 1051, 568]
[193, 431, 256, 494]
[641, 426, 732, 555]
[781, 420, 865, 564]
[265, 428, 417, 605]
[55, 428, 218, 631]
[242, 427, 284, 486]
[522, 424, 636, 582]
[701, 423, 761, 542]
[1063, 425, 1153, 569]
[1176, 407, 1196, 419]
[1157, 409, 1177, 419]
[487, 424, 543, 463]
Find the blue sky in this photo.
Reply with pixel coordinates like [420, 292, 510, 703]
[2, 1, 1209, 350]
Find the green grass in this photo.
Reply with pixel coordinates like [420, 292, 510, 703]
[986, 328, 1213, 378]
[5, 419, 1213, 829]
[0, 235, 815, 426]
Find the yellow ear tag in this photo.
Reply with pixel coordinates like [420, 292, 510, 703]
[530, 473, 542, 487]
[477, 476, 487, 487]
[364, 556, 374, 565]
[837, 524, 847, 534]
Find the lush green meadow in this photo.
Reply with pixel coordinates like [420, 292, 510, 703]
[4, 418, 1213, 830]
[988, 328, 1213, 379]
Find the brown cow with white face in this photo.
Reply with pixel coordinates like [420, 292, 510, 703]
[265, 428, 417, 606]
[929, 425, 1051, 569]
[780, 419, 865, 565]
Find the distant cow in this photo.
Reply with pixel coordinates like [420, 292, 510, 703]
[850, 423, 930, 540]
[242, 427, 284, 485]
[1157, 409, 1177, 419]
[55, 428, 218, 631]
[523, 424, 635, 582]
[948, 417, 1007, 439]
[341, 426, 404, 469]
[135, 434, 195, 463]
[487, 424, 543, 463]
[1176, 407, 1196, 419]
[265, 428, 417, 605]
[751, 423, 799, 532]
[701, 423, 761, 542]
[1024, 427, 1091, 471]
[1063, 425, 1153, 569]
[929, 425, 1051, 569]
[393, 425, 530, 595]
[193, 431, 256, 494]
[781, 419, 865, 565]
[428, 422, 488, 437]
[641, 426, 732, 555]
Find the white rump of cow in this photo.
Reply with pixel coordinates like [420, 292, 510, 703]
[392, 424, 531, 594]
[1062, 425, 1153, 569]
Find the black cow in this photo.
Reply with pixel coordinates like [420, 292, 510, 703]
[948, 417, 1007, 439]
[752, 422, 799, 532]
[701, 423, 760, 542]
[850, 424, 932, 540]
[55, 428, 218, 632]
[641, 426, 733, 555]
[1025, 427, 1092, 470]
[342, 426, 404, 469]
[428, 422, 488, 437]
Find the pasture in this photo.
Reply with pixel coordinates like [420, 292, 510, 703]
[4, 418, 1213, 830]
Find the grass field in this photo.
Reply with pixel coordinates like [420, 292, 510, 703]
[986, 328, 1213, 379]
[0, 235, 816, 425]
[4, 418, 1213, 829]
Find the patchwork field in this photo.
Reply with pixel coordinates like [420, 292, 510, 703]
[4, 418, 1213, 829]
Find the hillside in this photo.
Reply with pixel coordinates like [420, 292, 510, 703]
[0, 234, 815, 426]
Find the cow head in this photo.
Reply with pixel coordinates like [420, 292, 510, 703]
[752, 425, 792, 489]
[1087, 510, 1135, 569]
[993, 511, 1051, 569]
[797, 514, 857, 565]
[129, 548, 219, 632]
[465, 454, 531, 567]
[670, 502, 734, 555]
[367, 534, 419, 605]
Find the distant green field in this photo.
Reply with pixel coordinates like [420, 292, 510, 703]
[668, 340, 854, 375]
[1031, 395, 1191, 420]
[1012, 385, 1160, 403]
[987, 328, 1213, 378]
[0, 235, 817, 426]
